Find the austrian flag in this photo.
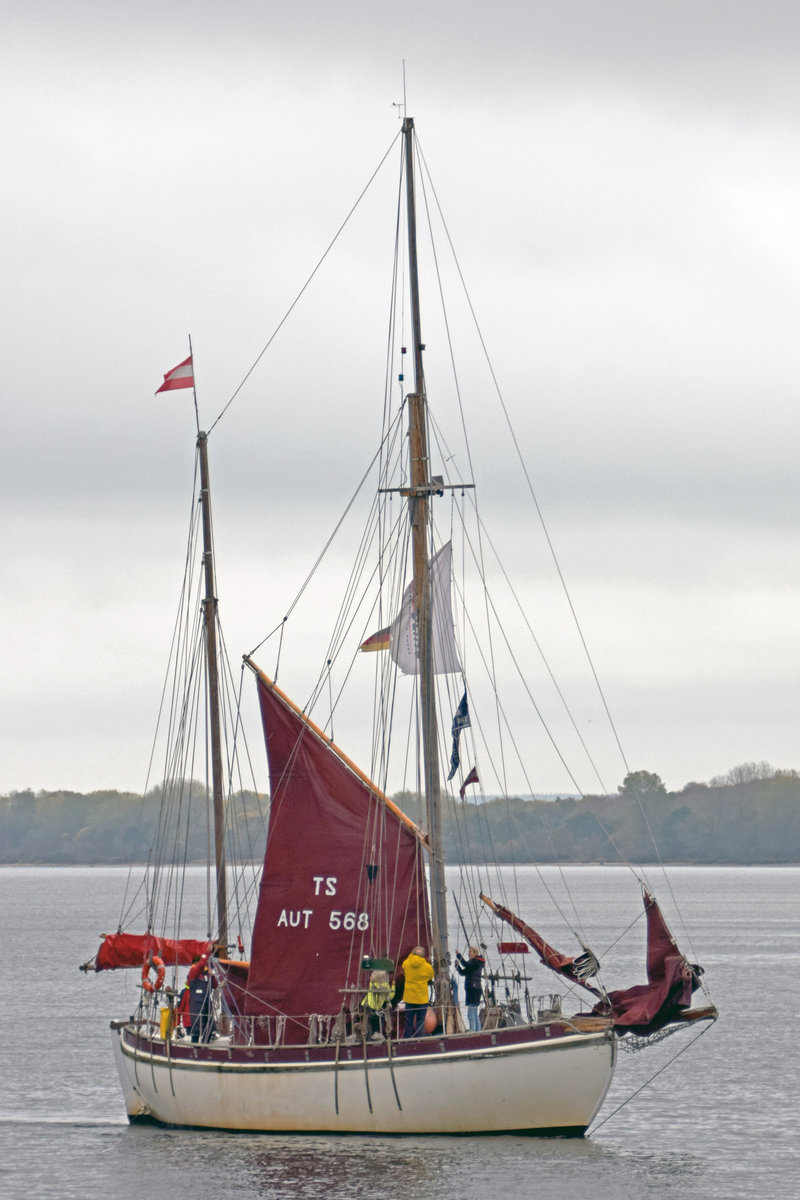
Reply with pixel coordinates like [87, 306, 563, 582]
[156, 355, 194, 393]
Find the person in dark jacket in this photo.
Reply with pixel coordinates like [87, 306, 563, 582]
[455, 946, 485, 1032]
[187, 954, 216, 1043]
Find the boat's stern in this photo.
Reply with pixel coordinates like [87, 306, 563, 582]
[110, 1020, 151, 1122]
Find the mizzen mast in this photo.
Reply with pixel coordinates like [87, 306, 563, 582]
[402, 116, 451, 1012]
[197, 430, 229, 953]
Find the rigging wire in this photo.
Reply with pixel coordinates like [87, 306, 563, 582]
[413, 135, 709, 976]
[118, 454, 204, 931]
[416, 137, 631, 788]
[410, 134, 598, 945]
[118, 437, 271, 946]
[246, 437, 393, 661]
[207, 130, 402, 436]
[587, 1021, 716, 1137]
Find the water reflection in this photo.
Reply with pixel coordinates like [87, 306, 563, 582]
[115, 1126, 709, 1200]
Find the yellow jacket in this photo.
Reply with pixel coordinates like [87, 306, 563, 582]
[362, 976, 393, 1011]
[402, 953, 434, 1005]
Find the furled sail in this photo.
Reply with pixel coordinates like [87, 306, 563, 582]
[91, 932, 213, 971]
[245, 667, 432, 1042]
[597, 889, 703, 1035]
[481, 893, 601, 994]
[360, 541, 461, 675]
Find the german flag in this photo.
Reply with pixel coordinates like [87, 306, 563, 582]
[359, 626, 390, 653]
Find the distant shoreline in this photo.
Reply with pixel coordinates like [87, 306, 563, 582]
[4, 773, 799, 865]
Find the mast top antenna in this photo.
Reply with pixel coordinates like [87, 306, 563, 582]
[393, 59, 408, 120]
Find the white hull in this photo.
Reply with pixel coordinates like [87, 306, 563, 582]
[112, 1024, 616, 1135]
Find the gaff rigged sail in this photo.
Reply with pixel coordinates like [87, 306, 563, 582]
[480, 893, 601, 995]
[245, 667, 432, 1042]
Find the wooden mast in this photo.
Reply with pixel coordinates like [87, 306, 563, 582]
[402, 116, 452, 1017]
[196, 430, 229, 953]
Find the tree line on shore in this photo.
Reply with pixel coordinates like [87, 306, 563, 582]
[1, 761, 798, 865]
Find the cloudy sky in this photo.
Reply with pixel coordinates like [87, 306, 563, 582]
[2, 0, 798, 798]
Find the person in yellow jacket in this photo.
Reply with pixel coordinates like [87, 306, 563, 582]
[361, 970, 393, 1039]
[401, 946, 434, 1038]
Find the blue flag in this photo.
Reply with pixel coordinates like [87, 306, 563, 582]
[447, 691, 470, 781]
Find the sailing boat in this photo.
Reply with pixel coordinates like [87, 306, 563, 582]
[83, 117, 716, 1135]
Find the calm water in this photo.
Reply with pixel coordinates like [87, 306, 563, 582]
[0, 864, 796, 1199]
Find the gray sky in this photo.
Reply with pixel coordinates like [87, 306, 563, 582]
[2, 1, 798, 797]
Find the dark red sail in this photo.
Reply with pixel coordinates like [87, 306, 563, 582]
[481, 893, 601, 995]
[93, 932, 213, 971]
[598, 889, 701, 1034]
[245, 669, 432, 1042]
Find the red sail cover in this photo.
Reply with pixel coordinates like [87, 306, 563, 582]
[94, 932, 213, 971]
[245, 672, 432, 1042]
[601, 890, 698, 1034]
